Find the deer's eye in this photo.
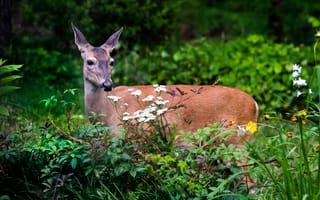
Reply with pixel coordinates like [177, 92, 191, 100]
[87, 60, 95, 65]
[110, 60, 114, 66]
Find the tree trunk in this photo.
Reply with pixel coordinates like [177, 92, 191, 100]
[0, 0, 12, 56]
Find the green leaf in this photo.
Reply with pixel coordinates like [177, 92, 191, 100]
[0, 86, 20, 96]
[129, 168, 137, 178]
[0, 75, 22, 86]
[0, 65, 23, 76]
[114, 163, 131, 176]
[0, 105, 9, 116]
[71, 158, 77, 169]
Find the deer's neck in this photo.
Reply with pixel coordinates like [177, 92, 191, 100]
[83, 80, 117, 127]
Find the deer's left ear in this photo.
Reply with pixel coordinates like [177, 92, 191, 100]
[72, 24, 89, 51]
[101, 27, 123, 51]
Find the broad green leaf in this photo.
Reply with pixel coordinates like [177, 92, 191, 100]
[71, 158, 77, 169]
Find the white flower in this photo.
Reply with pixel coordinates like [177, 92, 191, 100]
[142, 95, 155, 102]
[154, 85, 167, 93]
[292, 64, 301, 73]
[237, 126, 246, 136]
[145, 106, 157, 113]
[309, 89, 312, 94]
[123, 115, 134, 121]
[156, 108, 168, 115]
[155, 100, 169, 105]
[107, 95, 121, 102]
[144, 115, 156, 122]
[296, 90, 303, 97]
[123, 112, 130, 116]
[293, 78, 307, 86]
[292, 71, 300, 78]
[131, 89, 142, 96]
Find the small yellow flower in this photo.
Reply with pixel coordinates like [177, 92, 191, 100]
[316, 30, 320, 38]
[298, 110, 307, 116]
[245, 121, 257, 134]
[302, 120, 306, 125]
[263, 114, 270, 120]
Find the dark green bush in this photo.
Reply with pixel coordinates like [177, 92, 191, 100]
[14, 48, 81, 90]
[18, 0, 181, 49]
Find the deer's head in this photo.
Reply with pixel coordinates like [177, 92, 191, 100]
[72, 24, 123, 91]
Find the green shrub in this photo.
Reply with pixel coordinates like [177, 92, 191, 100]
[15, 48, 81, 90]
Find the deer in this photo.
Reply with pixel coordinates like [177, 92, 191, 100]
[72, 24, 259, 191]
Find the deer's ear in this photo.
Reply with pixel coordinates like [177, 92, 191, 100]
[72, 24, 89, 51]
[101, 27, 123, 51]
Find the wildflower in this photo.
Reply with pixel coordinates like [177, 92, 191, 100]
[107, 95, 121, 102]
[263, 114, 270, 120]
[154, 85, 167, 93]
[296, 90, 303, 97]
[142, 95, 155, 102]
[316, 30, 320, 38]
[292, 71, 300, 78]
[237, 126, 246, 136]
[123, 115, 134, 121]
[123, 112, 130, 116]
[144, 106, 157, 113]
[298, 110, 307, 116]
[131, 89, 142, 96]
[245, 121, 257, 134]
[156, 108, 168, 115]
[155, 99, 169, 105]
[291, 116, 297, 122]
[293, 78, 307, 87]
[144, 115, 156, 122]
[309, 89, 312, 94]
[292, 64, 302, 73]
[287, 131, 293, 138]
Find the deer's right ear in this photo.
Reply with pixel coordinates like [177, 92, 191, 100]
[71, 24, 88, 51]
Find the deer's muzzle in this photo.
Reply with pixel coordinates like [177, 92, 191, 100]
[103, 81, 113, 91]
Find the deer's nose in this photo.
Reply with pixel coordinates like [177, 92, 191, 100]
[103, 81, 113, 91]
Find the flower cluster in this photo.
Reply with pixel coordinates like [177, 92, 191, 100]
[122, 86, 170, 123]
[153, 84, 167, 93]
[292, 64, 311, 97]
